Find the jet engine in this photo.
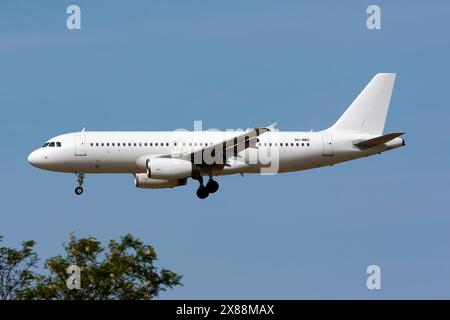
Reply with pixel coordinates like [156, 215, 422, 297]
[134, 173, 187, 189]
[146, 158, 192, 180]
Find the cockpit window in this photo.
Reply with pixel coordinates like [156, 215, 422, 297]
[42, 141, 62, 147]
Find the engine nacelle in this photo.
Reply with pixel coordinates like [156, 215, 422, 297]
[134, 174, 187, 189]
[146, 158, 192, 180]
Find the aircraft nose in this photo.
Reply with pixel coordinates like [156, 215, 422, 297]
[27, 150, 41, 167]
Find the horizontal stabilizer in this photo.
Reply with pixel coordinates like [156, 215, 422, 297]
[354, 132, 405, 148]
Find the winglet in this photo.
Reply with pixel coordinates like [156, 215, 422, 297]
[254, 123, 277, 136]
[267, 122, 277, 131]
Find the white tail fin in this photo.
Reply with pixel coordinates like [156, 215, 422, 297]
[328, 73, 396, 135]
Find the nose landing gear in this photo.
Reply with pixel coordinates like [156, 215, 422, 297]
[74, 173, 85, 195]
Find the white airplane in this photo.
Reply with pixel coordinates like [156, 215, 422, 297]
[28, 73, 405, 199]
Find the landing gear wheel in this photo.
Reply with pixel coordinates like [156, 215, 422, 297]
[75, 173, 85, 195]
[75, 186, 84, 195]
[196, 186, 209, 199]
[206, 180, 219, 193]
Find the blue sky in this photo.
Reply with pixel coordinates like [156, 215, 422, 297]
[1, 0, 450, 299]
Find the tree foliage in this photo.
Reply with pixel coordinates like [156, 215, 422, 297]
[0, 236, 38, 300]
[0, 234, 181, 300]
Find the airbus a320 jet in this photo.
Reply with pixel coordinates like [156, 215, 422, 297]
[28, 73, 405, 199]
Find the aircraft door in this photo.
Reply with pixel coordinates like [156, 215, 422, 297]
[75, 134, 87, 156]
[322, 134, 334, 156]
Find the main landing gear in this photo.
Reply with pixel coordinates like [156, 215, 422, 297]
[195, 176, 219, 199]
[74, 173, 85, 195]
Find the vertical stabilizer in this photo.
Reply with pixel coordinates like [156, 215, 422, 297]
[328, 73, 396, 135]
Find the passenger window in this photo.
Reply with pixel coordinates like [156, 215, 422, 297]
[307, 143, 310, 146]
[107, 143, 110, 147]
[166, 143, 169, 146]
[155, 143, 158, 146]
[296, 143, 299, 147]
[90, 143, 93, 147]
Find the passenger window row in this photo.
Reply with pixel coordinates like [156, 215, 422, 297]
[89, 142, 212, 147]
[88, 141, 310, 148]
[257, 142, 310, 147]
[91, 142, 164, 147]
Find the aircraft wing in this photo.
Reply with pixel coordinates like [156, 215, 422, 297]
[163, 123, 276, 166]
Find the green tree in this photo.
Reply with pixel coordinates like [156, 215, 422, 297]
[1, 234, 182, 300]
[0, 236, 39, 300]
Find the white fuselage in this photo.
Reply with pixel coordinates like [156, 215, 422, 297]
[27, 130, 404, 176]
